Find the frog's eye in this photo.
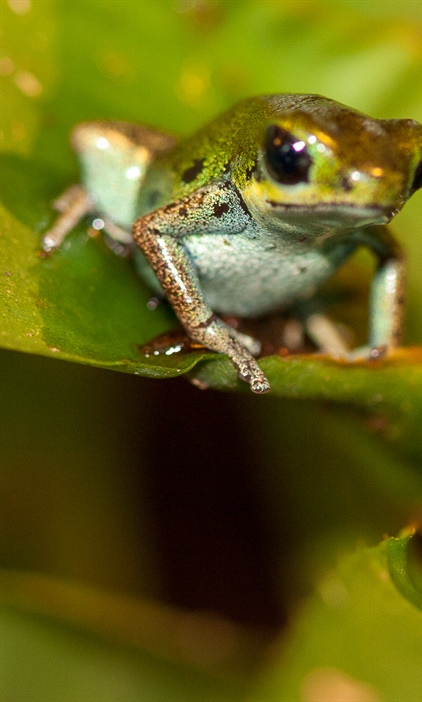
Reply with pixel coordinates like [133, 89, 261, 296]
[411, 160, 422, 194]
[264, 126, 312, 185]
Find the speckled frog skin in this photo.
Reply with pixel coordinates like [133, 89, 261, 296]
[43, 95, 422, 393]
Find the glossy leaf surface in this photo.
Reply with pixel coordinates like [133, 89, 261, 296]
[1, 0, 422, 406]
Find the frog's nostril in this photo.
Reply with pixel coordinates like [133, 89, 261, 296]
[411, 160, 422, 194]
[341, 176, 353, 192]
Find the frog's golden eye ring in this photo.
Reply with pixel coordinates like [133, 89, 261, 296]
[264, 126, 312, 186]
[411, 160, 422, 194]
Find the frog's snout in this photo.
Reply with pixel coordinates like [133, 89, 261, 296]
[383, 204, 403, 223]
[410, 160, 422, 195]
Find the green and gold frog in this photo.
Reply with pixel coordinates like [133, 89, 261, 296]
[42, 95, 422, 393]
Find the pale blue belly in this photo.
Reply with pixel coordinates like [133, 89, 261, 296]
[184, 233, 354, 318]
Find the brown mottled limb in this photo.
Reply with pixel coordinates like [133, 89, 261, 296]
[132, 185, 270, 393]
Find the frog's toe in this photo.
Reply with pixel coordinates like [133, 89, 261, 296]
[41, 233, 59, 253]
[346, 345, 388, 362]
[305, 313, 350, 357]
[250, 375, 271, 394]
[237, 358, 270, 394]
[230, 329, 261, 356]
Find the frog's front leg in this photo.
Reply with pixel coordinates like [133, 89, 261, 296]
[132, 182, 270, 394]
[353, 226, 405, 356]
[42, 184, 133, 254]
[42, 184, 94, 252]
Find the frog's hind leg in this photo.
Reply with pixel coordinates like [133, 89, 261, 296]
[42, 184, 94, 252]
[71, 121, 177, 230]
[42, 121, 177, 254]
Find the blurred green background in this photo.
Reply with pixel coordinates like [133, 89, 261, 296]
[1, 1, 422, 700]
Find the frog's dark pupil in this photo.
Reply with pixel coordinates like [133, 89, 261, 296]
[264, 125, 312, 185]
[411, 160, 422, 193]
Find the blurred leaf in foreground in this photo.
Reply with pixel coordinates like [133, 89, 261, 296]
[249, 533, 422, 702]
[1, 569, 264, 702]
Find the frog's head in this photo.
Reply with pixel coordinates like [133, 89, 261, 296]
[242, 95, 422, 234]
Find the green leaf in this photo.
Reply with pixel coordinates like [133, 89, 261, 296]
[2, 6, 422, 699]
[1, 570, 256, 702]
[386, 532, 422, 610]
[1, 0, 422, 406]
[250, 535, 422, 702]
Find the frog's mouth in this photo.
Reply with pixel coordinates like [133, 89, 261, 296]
[266, 201, 398, 227]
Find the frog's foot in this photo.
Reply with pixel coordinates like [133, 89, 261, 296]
[346, 345, 388, 362]
[190, 318, 270, 394]
[42, 184, 94, 252]
[101, 219, 133, 247]
[305, 313, 350, 357]
[307, 314, 390, 362]
[227, 327, 262, 356]
[234, 351, 271, 394]
[103, 228, 134, 258]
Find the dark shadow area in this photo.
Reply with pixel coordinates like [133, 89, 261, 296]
[0, 349, 285, 632]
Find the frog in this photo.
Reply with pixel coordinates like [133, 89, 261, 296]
[42, 94, 422, 393]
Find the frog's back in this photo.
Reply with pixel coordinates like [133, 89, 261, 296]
[157, 94, 365, 200]
[159, 96, 276, 199]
